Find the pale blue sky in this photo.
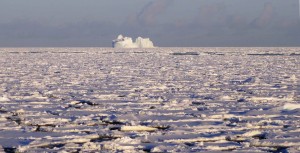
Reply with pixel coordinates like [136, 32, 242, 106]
[0, 0, 299, 47]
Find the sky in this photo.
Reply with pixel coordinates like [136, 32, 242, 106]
[0, 0, 299, 47]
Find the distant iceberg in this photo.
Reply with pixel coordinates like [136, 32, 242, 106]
[112, 35, 155, 48]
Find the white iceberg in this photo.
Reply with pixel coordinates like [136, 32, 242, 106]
[112, 35, 155, 48]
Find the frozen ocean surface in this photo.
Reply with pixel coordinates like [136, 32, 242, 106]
[0, 47, 299, 152]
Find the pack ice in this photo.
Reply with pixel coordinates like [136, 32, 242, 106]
[0, 47, 299, 152]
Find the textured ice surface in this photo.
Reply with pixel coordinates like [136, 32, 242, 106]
[0, 47, 299, 152]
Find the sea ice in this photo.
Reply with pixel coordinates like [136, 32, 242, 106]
[0, 95, 9, 102]
[0, 47, 299, 152]
[281, 103, 300, 110]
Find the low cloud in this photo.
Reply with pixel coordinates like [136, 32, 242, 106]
[0, 20, 118, 47]
[195, 2, 227, 27]
[251, 2, 273, 28]
[125, 0, 174, 26]
[0, 1, 299, 47]
[136, 0, 174, 26]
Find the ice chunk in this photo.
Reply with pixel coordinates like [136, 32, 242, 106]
[0, 95, 10, 102]
[120, 126, 157, 132]
[282, 103, 300, 110]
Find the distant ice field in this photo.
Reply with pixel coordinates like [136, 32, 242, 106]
[0, 48, 299, 152]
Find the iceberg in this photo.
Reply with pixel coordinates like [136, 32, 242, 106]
[112, 35, 154, 48]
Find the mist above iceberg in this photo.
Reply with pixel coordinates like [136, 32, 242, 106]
[112, 35, 154, 48]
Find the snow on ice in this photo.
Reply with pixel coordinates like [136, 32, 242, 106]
[0, 47, 299, 152]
